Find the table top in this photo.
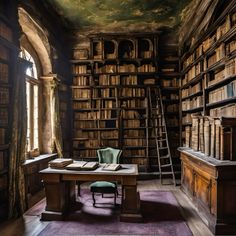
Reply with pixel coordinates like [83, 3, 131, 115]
[40, 163, 138, 176]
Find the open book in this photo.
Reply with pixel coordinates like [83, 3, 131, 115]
[66, 161, 99, 171]
[102, 163, 121, 171]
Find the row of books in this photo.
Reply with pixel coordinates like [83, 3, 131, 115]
[123, 149, 146, 157]
[182, 96, 203, 111]
[98, 75, 120, 85]
[73, 149, 97, 158]
[209, 103, 236, 117]
[123, 119, 141, 128]
[185, 115, 236, 160]
[161, 78, 179, 87]
[118, 64, 136, 73]
[121, 99, 146, 108]
[74, 130, 98, 139]
[121, 110, 141, 119]
[74, 120, 98, 129]
[73, 76, 90, 86]
[72, 88, 91, 99]
[73, 63, 157, 75]
[73, 139, 99, 149]
[124, 129, 146, 137]
[207, 44, 225, 68]
[73, 65, 90, 74]
[208, 80, 236, 104]
[182, 82, 201, 98]
[124, 138, 146, 146]
[137, 64, 156, 73]
[226, 40, 236, 54]
[100, 140, 119, 147]
[74, 111, 100, 120]
[120, 88, 145, 97]
[183, 62, 201, 83]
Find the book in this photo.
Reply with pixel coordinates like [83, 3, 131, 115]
[66, 161, 99, 171]
[48, 158, 73, 169]
[102, 163, 121, 171]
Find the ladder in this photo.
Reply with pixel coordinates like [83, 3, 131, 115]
[147, 86, 176, 185]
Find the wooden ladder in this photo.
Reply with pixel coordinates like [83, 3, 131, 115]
[147, 86, 176, 185]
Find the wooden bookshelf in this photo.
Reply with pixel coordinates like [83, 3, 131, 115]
[71, 33, 180, 172]
[0, 3, 17, 220]
[180, 9, 236, 149]
[180, 5, 236, 235]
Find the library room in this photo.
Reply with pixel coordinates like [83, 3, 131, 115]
[0, 0, 236, 235]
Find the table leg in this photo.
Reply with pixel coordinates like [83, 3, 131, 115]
[120, 184, 142, 222]
[41, 180, 75, 221]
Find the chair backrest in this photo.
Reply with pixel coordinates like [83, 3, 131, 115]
[97, 147, 122, 164]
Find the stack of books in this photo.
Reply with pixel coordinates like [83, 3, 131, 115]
[48, 158, 73, 169]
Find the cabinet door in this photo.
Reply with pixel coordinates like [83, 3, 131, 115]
[194, 172, 211, 210]
[182, 162, 194, 195]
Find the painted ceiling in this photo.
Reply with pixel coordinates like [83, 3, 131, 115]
[48, 0, 194, 34]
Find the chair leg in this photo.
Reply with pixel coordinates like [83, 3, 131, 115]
[92, 192, 96, 206]
[114, 192, 116, 205]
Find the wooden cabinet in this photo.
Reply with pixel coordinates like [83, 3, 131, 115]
[180, 148, 236, 235]
[23, 154, 57, 208]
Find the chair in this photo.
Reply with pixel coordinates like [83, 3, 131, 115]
[90, 147, 122, 206]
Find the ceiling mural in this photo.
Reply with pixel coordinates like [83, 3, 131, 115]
[48, 0, 194, 34]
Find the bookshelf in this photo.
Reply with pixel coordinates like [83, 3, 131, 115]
[0, 2, 17, 220]
[71, 33, 179, 172]
[179, 5, 236, 235]
[180, 9, 236, 150]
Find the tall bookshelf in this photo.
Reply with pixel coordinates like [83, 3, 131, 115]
[0, 0, 18, 220]
[179, 5, 236, 234]
[159, 35, 180, 170]
[180, 8, 236, 151]
[71, 33, 180, 172]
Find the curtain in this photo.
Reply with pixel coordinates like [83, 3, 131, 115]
[51, 77, 63, 158]
[8, 58, 28, 218]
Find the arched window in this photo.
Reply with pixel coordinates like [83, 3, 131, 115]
[20, 48, 39, 152]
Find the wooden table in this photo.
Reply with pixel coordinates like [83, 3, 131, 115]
[39, 164, 142, 222]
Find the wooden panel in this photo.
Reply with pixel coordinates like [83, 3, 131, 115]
[182, 162, 194, 195]
[194, 172, 211, 209]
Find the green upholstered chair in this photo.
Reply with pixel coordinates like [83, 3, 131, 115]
[90, 147, 122, 206]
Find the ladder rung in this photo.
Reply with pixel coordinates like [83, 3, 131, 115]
[160, 164, 172, 168]
[157, 139, 167, 142]
[161, 172, 174, 175]
[159, 147, 168, 150]
[159, 155, 170, 159]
